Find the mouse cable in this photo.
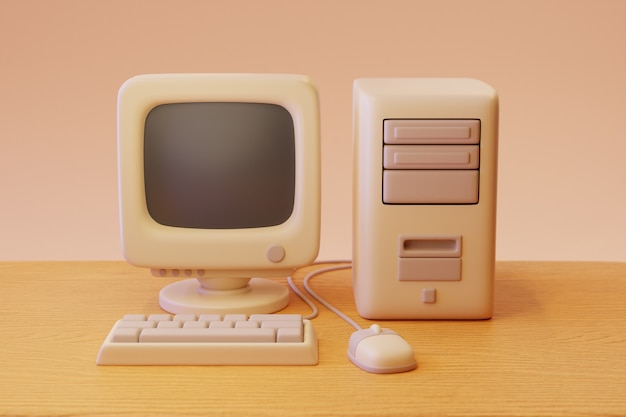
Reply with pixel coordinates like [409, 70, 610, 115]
[287, 260, 351, 319]
[287, 261, 362, 331]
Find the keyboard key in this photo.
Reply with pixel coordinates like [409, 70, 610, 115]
[111, 327, 141, 343]
[277, 327, 303, 343]
[148, 314, 172, 322]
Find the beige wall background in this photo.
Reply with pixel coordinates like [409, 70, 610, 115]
[1, 0, 625, 262]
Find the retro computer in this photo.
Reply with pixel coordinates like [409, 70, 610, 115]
[100, 74, 495, 372]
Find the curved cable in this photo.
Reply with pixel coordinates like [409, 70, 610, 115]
[287, 261, 362, 330]
[286, 275, 319, 320]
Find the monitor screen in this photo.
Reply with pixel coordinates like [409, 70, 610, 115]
[144, 102, 295, 229]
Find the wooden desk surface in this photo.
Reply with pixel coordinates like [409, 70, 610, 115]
[1, 261, 625, 417]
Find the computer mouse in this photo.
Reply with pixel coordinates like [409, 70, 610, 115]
[347, 324, 417, 374]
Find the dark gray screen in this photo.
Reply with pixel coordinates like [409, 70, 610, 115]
[144, 102, 295, 229]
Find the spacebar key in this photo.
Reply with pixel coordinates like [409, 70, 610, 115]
[139, 327, 276, 343]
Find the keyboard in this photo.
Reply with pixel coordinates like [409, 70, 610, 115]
[97, 313, 318, 365]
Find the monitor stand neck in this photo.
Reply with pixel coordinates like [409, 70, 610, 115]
[197, 277, 252, 293]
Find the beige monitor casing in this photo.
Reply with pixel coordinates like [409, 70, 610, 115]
[117, 74, 321, 314]
[353, 78, 498, 319]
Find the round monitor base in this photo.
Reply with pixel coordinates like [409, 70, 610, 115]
[159, 277, 290, 314]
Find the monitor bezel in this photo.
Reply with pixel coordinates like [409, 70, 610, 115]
[117, 74, 320, 277]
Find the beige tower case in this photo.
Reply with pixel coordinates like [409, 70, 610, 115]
[352, 78, 498, 319]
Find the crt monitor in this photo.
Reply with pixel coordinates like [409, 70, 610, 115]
[117, 73, 320, 314]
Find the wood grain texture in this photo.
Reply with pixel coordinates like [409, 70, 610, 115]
[0, 261, 625, 417]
